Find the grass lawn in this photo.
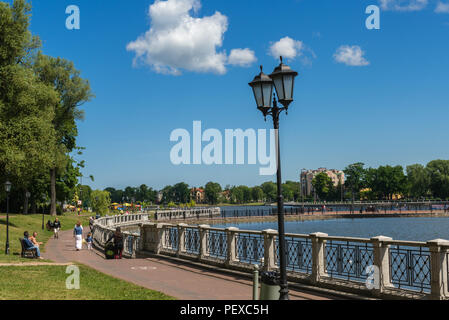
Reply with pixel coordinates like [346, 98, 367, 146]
[0, 264, 175, 300]
[0, 213, 90, 263]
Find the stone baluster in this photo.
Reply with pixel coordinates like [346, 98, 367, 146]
[198, 224, 210, 261]
[370, 236, 393, 295]
[177, 223, 188, 257]
[427, 239, 449, 300]
[310, 232, 328, 284]
[262, 229, 278, 271]
[225, 227, 239, 266]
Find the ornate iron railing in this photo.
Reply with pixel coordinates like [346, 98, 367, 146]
[325, 239, 374, 282]
[184, 227, 200, 255]
[163, 226, 179, 252]
[275, 236, 313, 274]
[206, 229, 228, 260]
[389, 244, 431, 293]
[235, 232, 264, 264]
[92, 213, 449, 299]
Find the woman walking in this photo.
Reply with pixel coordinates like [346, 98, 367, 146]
[73, 221, 84, 251]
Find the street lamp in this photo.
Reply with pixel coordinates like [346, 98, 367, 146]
[249, 56, 298, 300]
[25, 191, 30, 215]
[4, 181, 12, 255]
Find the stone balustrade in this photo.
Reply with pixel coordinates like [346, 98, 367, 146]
[154, 207, 221, 221]
[92, 213, 449, 300]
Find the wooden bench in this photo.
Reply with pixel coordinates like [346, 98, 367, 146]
[19, 238, 38, 259]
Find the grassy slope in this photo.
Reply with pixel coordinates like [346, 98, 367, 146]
[0, 264, 175, 300]
[0, 213, 90, 263]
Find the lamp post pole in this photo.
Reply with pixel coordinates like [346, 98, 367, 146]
[42, 206, 45, 230]
[5, 181, 12, 255]
[271, 98, 289, 300]
[5, 192, 10, 254]
[248, 57, 298, 301]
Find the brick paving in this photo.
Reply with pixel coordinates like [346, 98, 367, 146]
[42, 229, 346, 300]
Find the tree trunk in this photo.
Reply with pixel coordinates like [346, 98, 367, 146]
[23, 190, 29, 214]
[50, 168, 57, 216]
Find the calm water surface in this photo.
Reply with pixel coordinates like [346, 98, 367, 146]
[213, 217, 449, 242]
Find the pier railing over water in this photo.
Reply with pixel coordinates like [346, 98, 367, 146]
[92, 212, 449, 300]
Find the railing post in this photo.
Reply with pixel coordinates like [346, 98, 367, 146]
[426, 239, 449, 300]
[225, 227, 239, 266]
[198, 224, 210, 260]
[139, 223, 168, 254]
[177, 223, 188, 257]
[370, 236, 393, 295]
[262, 229, 277, 271]
[310, 232, 328, 284]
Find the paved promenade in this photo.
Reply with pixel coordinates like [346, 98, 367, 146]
[42, 229, 349, 300]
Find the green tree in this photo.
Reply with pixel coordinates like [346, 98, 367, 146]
[251, 186, 264, 202]
[406, 164, 431, 199]
[0, 0, 58, 212]
[426, 160, 449, 199]
[90, 190, 111, 215]
[344, 163, 366, 201]
[261, 182, 277, 202]
[312, 172, 333, 201]
[204, 182, 222, 205]
[34, 52, 93, 216]
[365, 165, 406, 200]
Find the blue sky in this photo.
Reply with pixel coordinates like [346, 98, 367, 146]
[23, 0, 449, 190]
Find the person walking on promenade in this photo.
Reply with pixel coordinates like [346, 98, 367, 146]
[89, 216, 94, 231]
[53, 218, 61, 239]
[73, 221, 83, 251]
[86, 232, 93, 251]
[107, 227, 124, 259]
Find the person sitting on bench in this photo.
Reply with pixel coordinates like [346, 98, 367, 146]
[29, 232, 43, 248]
[23, 231, 43, 259]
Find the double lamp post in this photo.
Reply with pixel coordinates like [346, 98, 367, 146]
[248, 56, 298, 300]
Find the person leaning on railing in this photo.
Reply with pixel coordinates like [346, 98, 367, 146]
[106, 227, 124, 259]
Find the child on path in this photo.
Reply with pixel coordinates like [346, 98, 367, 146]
[86, 232, 93, 250]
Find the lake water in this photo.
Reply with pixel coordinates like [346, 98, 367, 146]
[213, 216, 449, 242]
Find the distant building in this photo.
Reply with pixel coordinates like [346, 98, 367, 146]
[300, 168, 345, 197]
[190, 187, 205, 204]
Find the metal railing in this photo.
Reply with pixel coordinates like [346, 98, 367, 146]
[92, 215, 449, 299]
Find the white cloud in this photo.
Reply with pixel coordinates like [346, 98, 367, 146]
[333, 45, 370, 67]
[379, 0, 428, 11]
[228, 48, 257, 67]
[435, 1, 449, 12]
[126, 0, 255, 75]
[269, 37, 304, 60]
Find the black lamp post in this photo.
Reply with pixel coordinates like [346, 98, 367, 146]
[41, 194, 45, 230]
[25, 191, 30, 215]
[249, 56, 298, 300]
[4, 181, 12, 255]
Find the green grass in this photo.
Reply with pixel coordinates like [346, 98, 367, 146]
[0, 213, 90, 263]
[0, 264, 175, 300]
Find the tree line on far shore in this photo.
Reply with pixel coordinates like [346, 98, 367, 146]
[103, 159, 449, 207]
[314, 160, 449, 202]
